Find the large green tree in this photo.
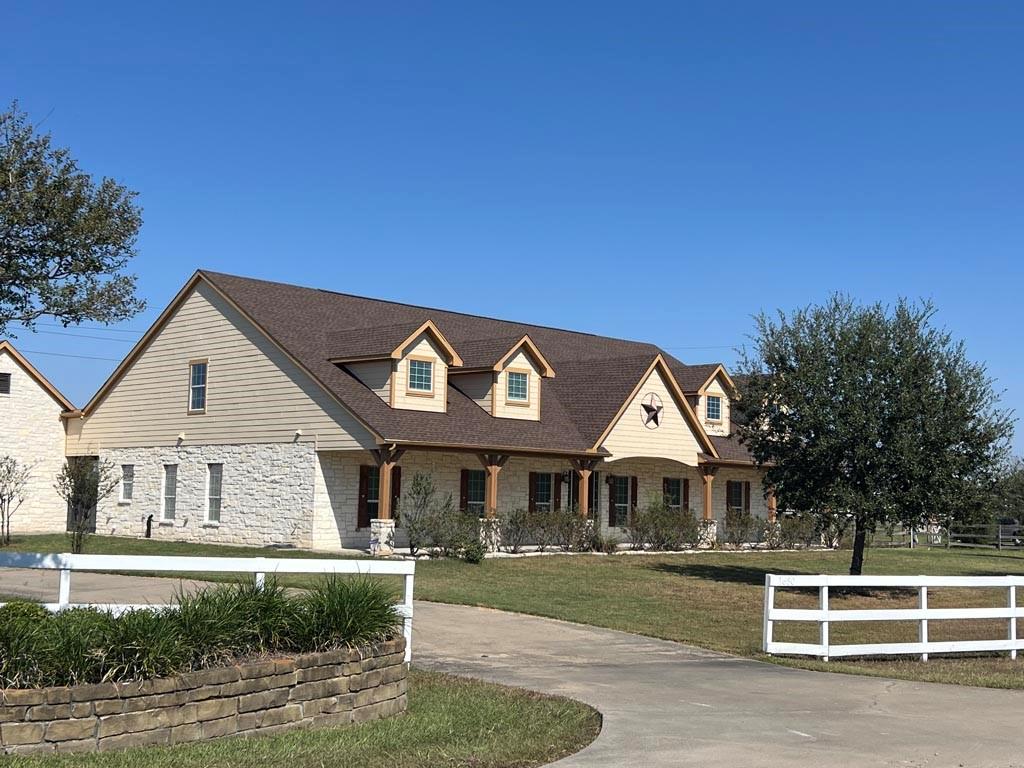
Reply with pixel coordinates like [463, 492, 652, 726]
[0, 102, 144, 336]
[735, 295, 1014, 574]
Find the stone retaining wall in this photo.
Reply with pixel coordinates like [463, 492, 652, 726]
[0, 637, 407, 755]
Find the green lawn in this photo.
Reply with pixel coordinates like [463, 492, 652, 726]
[5, 670, 600, 768]
[6, 534, 1024, 688]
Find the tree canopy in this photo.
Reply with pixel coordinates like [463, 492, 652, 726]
[735, 295, 1015, 574]
[0, 102, 144, 336]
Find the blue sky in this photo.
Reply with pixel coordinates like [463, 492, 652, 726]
[3, 1, 1022, 455]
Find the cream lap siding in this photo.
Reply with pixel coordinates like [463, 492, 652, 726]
[600, 367, 702, 466]
[346, 360, 393, 405]
[493, 349, 541, 421]
[0, 350, 68, 532]
[391, 334, 447, 413]
[450, 371, 493, 413]
[65, 282, 377, 454]
[701, 377, 731, 436]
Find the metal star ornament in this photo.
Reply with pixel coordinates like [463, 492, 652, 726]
[641, 393, 664, 429]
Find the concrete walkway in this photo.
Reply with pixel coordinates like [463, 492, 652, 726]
[414, 602, 1024, 768]
[2, 569, 1023, 767]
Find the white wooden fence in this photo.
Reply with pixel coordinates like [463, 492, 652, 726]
[763, 573, 1024, 662]
[0, 553, 416, 662]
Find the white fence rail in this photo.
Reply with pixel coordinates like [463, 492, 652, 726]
[0, 553, 416, 662]
[763, 573, 1023, 662]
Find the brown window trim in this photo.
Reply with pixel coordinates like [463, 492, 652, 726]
[405, 355, 436, 398]
[187, 358, 209, 415]
[504, 367, 532, 407]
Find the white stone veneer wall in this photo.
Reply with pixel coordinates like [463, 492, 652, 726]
[311, 450, 770, 550]
[0, 350, 69, 533]
[98, 442, 317, 548]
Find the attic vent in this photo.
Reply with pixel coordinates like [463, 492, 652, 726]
[0, 373, 10, 395]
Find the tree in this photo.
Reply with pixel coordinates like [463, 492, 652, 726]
[735, 295, 1015, 575]
[0, 101, 145, 336]
[54, 457, 120, 554]
[0, 456, 33, 545]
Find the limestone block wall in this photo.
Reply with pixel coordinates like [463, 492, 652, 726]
[97, 442, 317, 548]
[0, 638, 407, 755]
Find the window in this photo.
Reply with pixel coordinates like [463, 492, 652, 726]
[534, 473, 552, 512]
[506, 371, 529, 402]
[706, 395, 722, 421]
[466, 469, 486, 514]
[0, 372, 10, 395]
[408, 359, 433, 393]
[206, 463, 223, 523]
[664, 478, 681, 511]
[610, 476, 630, 527]
[162, 464, 178, 520]
[727, 480, 747, 512]
[189, 361, 208, 412]
[120, 465, 135, 503]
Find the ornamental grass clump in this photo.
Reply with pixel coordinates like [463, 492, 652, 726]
[0, 577, 401, 689]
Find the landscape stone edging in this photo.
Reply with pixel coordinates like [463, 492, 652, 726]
[0, 637, 407, 755]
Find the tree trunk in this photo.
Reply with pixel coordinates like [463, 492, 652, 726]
[849, 515, 868, 575]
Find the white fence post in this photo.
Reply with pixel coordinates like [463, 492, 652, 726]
[919, 585, 929, 661]
[819, 584, 829, 661]
[403, 571, 415, 663]
[1010, 585, 1018, 661]
[762, 575, 774, 652]
[254, 557, 266, 589]
[57, 563, 71, 609]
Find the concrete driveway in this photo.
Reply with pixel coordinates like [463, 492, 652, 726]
[414, 602, 1024, 768]
[2, 569, 1022, 767]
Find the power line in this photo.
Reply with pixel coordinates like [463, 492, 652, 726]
[28, 329, 138, 343]
[17, 348, 122, 362]
[16, 321, 144, 334]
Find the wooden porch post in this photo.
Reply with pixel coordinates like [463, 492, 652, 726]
[700, 465, 718, 521]
[478, 454, 509, 518]
[371, 446, 405, 520]
[767, 488, 778, 524]
[571, 459, 600, 518]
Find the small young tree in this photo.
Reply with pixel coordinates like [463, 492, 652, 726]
[0, 457, 33, 545]
[736, 295, 1015, 575]
[0, 102, 145, 336]
[54, 458, 120, 554]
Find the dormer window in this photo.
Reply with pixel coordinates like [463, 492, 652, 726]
[506, 370, 529, 403]
[706, 395, 722, 421]
[407, 358, 434, 394]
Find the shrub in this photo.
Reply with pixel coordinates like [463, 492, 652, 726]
[762, 520, 783, 549]
[0, 578, 401, 689]
[0, 599, 50, 624]
[530, 510, 559, 552]
[724, 507, 755, 547]
[779, 514, 818, 548]
[461, 540, 487, 564]
[499, 508, 531, 554]
[626, 501, 699, 551]
[400, 472, 437, 556]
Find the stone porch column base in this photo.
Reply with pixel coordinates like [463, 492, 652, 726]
[479, 518, 502, 552]
[370, 518, 396, 557]
[698, 519, 718, 548]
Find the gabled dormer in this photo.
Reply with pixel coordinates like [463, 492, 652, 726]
[685, 364, 737, 437]
[330, 320, 463, 413]
[450, 335, 555, 422]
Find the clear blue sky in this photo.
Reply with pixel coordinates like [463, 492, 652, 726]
[3, 1, 1022, 455]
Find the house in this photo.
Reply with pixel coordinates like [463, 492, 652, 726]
[63, 271, 773, 553]
[0, 340, 76, 533]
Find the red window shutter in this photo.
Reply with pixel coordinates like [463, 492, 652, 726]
[357, 465, 370, 529]
[459, 469, 469, 512]
[743, 481, 751, 513]
[391, 466, 402, 521]
[553, 473, 562, 512]
[662, 477, 670, 502]
[630, 476, 638, 517]
[528, 472, 538, 513]
[683, 478, 690, 513]
[607, 475, 615, 525]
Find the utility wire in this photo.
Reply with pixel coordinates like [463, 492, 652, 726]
[17, 349, 122, 362]
[26, 329, 138, 343]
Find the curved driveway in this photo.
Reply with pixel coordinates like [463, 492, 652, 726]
[414, 601, 1024, 768]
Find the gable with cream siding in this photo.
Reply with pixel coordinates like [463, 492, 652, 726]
[66, 282, 377, 455]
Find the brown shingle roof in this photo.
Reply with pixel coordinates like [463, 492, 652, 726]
[199, 271, 716, 455]
[669, 362, 723, 393]
[708, 435, 757, 464]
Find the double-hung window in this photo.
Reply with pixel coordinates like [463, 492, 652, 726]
[706, 395, 722, 422]
[120, 465, 135, 503]
[506, 371, 529, 403]
[162, 464, 178, 520]
[465, 469, 486, 515]
[407, 359, 433, 393]
[610, 476, 630, 527]
[206, 463, 223, 523]
[663, 477, 681, 512]
[534, 473, 553, 512]
[189, 361, 208, 413]
[726, 480, 748, 513]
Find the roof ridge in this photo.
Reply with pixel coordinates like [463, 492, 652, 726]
[199, 269, 665, 350]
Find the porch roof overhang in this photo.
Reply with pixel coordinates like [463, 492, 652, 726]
[379, 439, 609, 461]
[697, 452, 768, 469]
